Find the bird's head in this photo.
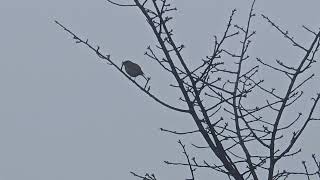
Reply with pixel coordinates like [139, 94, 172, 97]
[122, 60, 132, 66]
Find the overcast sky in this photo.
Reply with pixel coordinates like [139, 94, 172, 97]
[1, 0, 320, 180]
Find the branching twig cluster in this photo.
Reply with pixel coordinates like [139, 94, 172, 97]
[56, 0, 320, 179]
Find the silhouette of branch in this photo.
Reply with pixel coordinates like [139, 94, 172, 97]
[54, 20, 189, 113]
[106, 0, 136, 7]
[261, 14, 308, 51]
[159, 128, 200, 135]
[56, 0, 320, 179]
[178, 140, 195, 180]
[130, 171, 158, 180]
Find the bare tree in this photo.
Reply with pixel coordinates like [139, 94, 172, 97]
[55, 0, 320, 179]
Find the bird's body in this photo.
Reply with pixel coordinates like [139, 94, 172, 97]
[122, 60, 147, 80]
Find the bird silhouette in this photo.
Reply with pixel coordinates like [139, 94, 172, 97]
[122, 60, 148, 80]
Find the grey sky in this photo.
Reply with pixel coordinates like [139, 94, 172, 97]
[1, 0, 320, 180]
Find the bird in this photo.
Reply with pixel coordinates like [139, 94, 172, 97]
[122, 60, 148, 80]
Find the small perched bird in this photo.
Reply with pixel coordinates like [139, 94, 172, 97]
[122, 60, 148, 80]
